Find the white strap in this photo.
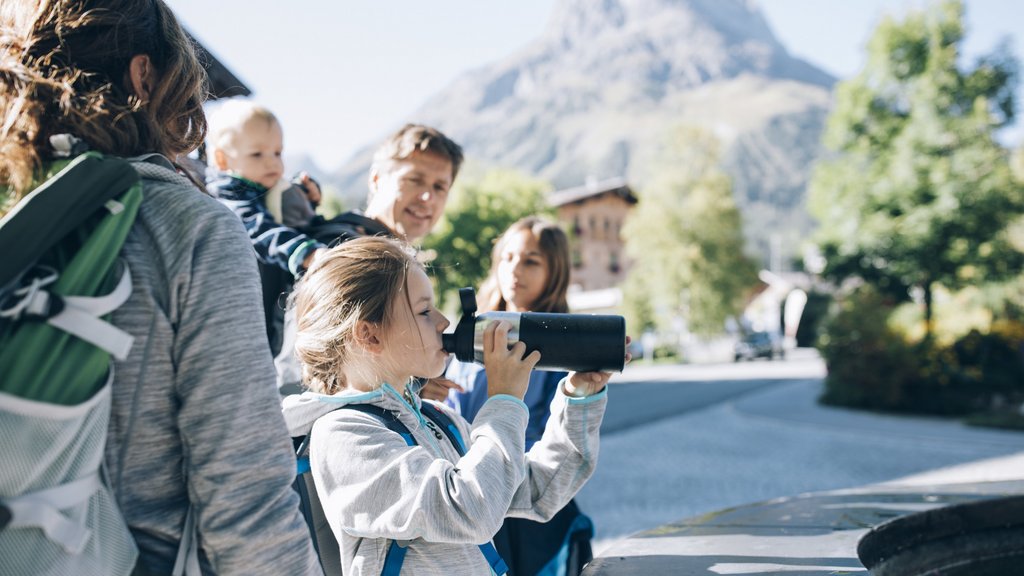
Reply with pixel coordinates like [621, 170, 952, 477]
[3, 472, 103, 554]
[61, 263, 131, 316]
[0, 268, 59, 319]
[172, 504, 201, 576]
[265, 179, 290, 223]
[0, 263, 135, 359]
[47, 264, 135, 360]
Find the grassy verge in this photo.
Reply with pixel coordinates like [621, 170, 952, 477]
[964, 412, 1024, 432]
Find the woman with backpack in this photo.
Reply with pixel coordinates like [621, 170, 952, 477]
[0, 1, 320, 574]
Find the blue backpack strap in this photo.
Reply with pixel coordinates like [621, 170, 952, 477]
[307, 402, 508, 576]
[419, 402, 508, 575]
[343, 403, 416, 445]
[342, 404, 419, 576]
[419, 402, 467, 455]
[480, 541, 510, 576]
[294, 404, 416, 475]
[295, 435, 312, 475]
[381, 541, 407, 576]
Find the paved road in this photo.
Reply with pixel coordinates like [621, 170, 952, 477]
[599, 354, 823, 434]
[577, 351, 1024, 554]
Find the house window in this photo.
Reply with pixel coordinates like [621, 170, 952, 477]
[609, 251, 620, 274]
[572, 247, 583, 269]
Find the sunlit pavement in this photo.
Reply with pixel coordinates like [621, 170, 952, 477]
[577, 350, 1024, 575]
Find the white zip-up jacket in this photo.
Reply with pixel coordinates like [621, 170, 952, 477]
[282, 380, 606, 575]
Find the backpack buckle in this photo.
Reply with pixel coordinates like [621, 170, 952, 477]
[0, 266, 64, 321]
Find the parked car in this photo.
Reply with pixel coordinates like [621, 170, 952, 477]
[734, 331, 784, 362]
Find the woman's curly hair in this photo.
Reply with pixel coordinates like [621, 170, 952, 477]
[0, 0, 208, 210]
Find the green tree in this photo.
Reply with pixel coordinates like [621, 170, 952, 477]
[621, 272, 656, 335]
[984, 145, 1024, 321]
[317, 185, 346, 220]
[424, 168, 552, 309]
[809, 0, 1024, 337]
[622, 127, 758, 337]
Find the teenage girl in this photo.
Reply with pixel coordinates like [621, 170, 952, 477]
[282, 236, 617, 576]
[446, 216, 595, 575]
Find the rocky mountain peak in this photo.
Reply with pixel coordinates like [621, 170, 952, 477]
[546, 0, 774, 50]
[333, 0, 837, 265]
[539, 0, 830, 89]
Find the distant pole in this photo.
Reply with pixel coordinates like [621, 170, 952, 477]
[770, 233, 782, 273]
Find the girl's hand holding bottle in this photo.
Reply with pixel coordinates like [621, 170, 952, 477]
[563, 371, 612, 398]
[483, 321, 541, 400]
[563, 335, 632, 398]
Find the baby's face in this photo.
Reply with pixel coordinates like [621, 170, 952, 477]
[219, 118, 284, 189]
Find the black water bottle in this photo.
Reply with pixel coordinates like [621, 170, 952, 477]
[442, 287, 626, 372]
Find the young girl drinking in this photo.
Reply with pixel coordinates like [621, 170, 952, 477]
[446, 216, 595, 575]
[282, 236, 615, 576]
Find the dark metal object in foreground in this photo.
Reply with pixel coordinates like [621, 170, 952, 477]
[857, 494, 1024, 575]
[583, 481, 1024, 576]
[185, 30, 252, 99]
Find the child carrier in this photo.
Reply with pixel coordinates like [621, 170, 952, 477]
[293, 401, 510, 576]
[0, 149, 199, 576]
[269, 211, 393, 387]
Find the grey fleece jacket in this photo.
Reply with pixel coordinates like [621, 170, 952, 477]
[106, 156, 321, 575]
[281, 381, 606, 576]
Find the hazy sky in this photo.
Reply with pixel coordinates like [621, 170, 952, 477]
[165, 0, 1023, 173]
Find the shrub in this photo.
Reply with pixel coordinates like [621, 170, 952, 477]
[653, 343, 680, 362]
[818, 288, 919, 409]
[952, 324, 1024, 406]
[817, 288, 1024, 415]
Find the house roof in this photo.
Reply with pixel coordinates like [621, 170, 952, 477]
[549, 176, 638, 207]
[188, 31, 251, 99]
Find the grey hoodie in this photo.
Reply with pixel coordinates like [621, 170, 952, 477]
[107, 156, 321, 575]
[282, 380, 606, 575]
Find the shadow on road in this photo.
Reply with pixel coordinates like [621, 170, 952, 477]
[603, 377, 818, 435]
[584, 554, 866, 575]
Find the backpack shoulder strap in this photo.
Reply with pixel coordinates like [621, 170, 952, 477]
[296, 402, 508, 576]
[419, 402, 467, 456]
[343, 403, 416, 445]
[0, 152, 138, 290]
[413, 403, 508, 575]
[264, 179, 290, 223]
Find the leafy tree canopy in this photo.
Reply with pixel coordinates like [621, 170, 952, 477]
[423, 167, 552, 309]
[809, 0, 1024, 331]
[622, 126, 758, 337]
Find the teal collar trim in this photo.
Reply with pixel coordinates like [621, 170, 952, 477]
[312, 387, 383, 404]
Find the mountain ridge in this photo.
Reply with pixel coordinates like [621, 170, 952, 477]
[333, 0, 836, 263]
